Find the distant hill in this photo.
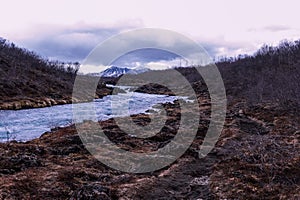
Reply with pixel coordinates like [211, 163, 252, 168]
[121, 39, 300, 111]
[215, 40, 300, 110]
[89, 66, 150, 77]
[0, 38, 114, 109]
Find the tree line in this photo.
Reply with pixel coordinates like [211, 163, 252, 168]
[216, 39, 300, 111]
[0, 37, 80, 76]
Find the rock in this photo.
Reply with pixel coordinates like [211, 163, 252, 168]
[238, 118, 269, 135]
[13, 102, 22, 110]
[50, 99, 57, 105]
[44, 98, 52, 106]
[190, 176, 209, 186]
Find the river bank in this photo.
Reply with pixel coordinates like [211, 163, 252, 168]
[0, 85, 114, 110]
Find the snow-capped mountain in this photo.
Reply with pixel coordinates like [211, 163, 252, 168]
[99, 66, 131, 77]
[89, 66, 150, 77]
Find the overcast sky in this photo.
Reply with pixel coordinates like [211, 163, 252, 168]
[1, 0, 300, 72]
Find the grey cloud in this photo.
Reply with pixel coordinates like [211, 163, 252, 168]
[16, 23, 140, 62]
[112, 48, 180, 67]
[15, 25, 255, 65]
[83, 29, 209, 67]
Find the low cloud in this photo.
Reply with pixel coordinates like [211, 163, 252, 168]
[79, 48, 183, 73]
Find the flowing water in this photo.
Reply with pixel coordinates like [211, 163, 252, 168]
[0, 87, 185, 142]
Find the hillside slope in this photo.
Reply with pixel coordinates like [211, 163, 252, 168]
[217, 40, 300, 109]
[0, 38, 114, 109]
[130, 39, 300, 112]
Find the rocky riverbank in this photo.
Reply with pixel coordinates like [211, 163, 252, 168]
[0, 86, 114, 110]
[0, 97, 73, 110]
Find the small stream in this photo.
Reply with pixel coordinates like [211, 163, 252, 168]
[0, 86, 185, 142]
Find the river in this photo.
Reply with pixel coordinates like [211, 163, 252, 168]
[0, 87, 184, 142]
